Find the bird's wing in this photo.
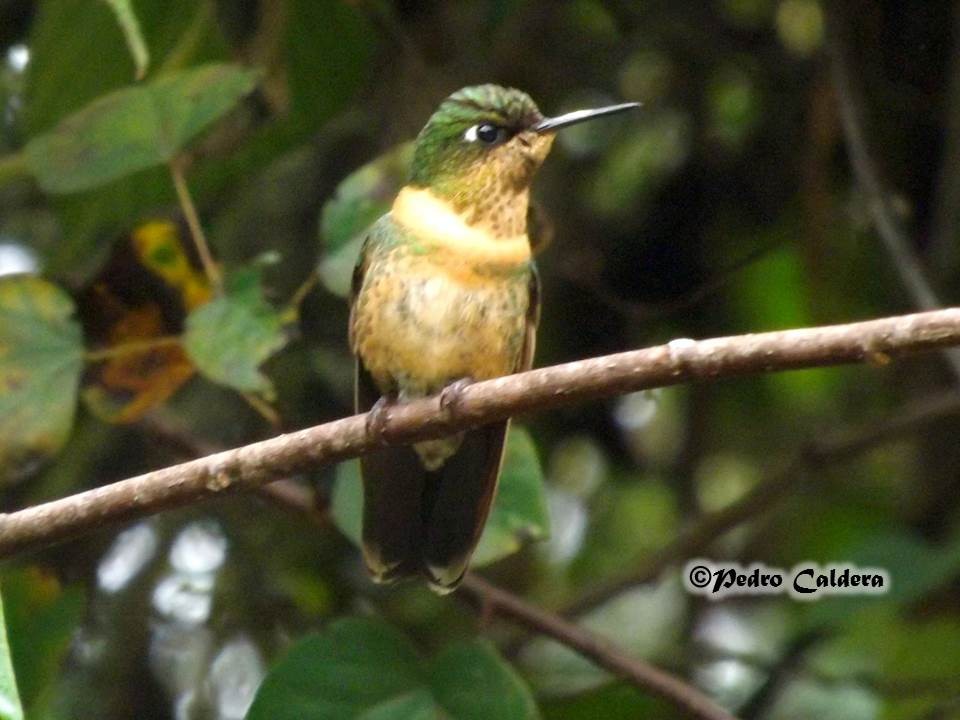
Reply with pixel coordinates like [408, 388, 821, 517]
[518, 261, 541, 372]
[347, 234, 371, 354]
[419, 422, 509, 593]
[356, 360, 429, 583]
[350, 226, 428, 583]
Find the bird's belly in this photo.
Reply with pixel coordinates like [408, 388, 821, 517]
[357, 268, 526, 397]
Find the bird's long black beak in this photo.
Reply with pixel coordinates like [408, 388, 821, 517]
[534, 102, 640, 133]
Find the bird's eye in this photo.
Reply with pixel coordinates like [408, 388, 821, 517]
[464, 123, 506, 145]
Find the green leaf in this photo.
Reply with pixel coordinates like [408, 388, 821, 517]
[572, 481, 679, 584]
[23, 63, 259, 194]
[25, 0, 228, 137]
[285, 0, 377, 120]
[25, 0, 375, 277]
[330, 426, 549, 568]
[0, 585, 23, 720]
[429, 639, 539, 720]
[318, 143, 413, 297]
[183, 268, 287, 399]
[3, 568, 85, 710]
[731, 240, 839, 415]
[23, 0, 230, 276]
[802, 529, 960, 631]
[248, 618, 425, 720]
[247, 617, 538, 720]
[101, 0, 150, 80]
[0, 276, 84, 484]
[331, 459, 363, 547]
[541, 682, 669, 720]
[473, 426, 550, 566]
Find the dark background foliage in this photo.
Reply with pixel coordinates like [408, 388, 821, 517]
[1, 0, 959, 718]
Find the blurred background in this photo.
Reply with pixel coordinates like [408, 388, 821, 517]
[2, 0, 960, 718]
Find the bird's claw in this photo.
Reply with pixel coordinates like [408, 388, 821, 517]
[439, 378, 474, 418]
[365, 396, 395, 444]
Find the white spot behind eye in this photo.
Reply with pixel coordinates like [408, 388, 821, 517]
[464, 125, 479, 142]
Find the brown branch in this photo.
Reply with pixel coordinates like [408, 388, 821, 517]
[139, 415, 327, 524]
[459, 574, 738, 720]
[2, 307, 960, 558]
[561, 390, 960, 617]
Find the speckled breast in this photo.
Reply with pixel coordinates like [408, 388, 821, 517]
[353, 243, 531, 399]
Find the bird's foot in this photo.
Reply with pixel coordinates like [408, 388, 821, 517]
[439, 378, 474, 419]
[365, 396, 396, 444]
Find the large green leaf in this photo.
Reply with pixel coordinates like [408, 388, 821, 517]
[331, 426, 549, 568]
[247, 617, 538, 720]
[23, 63, 259, 194]
[3, 568, 85, 711]
[25, 0, 376, 278]
[429, 640, 540, 720]
[183, 267, 287, 399]
[23, 0, 230, 276]
[0, 585, 23, 720]
[0, 276, 85, 484]
[24, 0, 228, 137]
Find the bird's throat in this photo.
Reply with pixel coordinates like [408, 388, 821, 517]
[391, 186, 531, 266]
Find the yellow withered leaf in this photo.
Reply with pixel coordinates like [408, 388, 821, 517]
[80, 220, 211, 423]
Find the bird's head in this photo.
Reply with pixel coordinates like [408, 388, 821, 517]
[399, 85, 637, 241]
[408, 86, 638, 225]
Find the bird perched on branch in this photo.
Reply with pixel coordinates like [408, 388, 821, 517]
[349, 84, 638, 593]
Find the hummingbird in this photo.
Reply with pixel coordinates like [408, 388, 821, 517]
[349, 84, 638, 593]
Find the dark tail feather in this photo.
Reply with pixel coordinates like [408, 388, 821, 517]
[420, 420, 509, 593]
[360, 444, 426, 583]
[356, 359, 508, 592]
[356, 360, 424, 583]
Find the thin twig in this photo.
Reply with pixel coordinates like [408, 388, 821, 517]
[241, 392, 282, 428]
[738, 631, 825, 720]
[255, 479, 326, 524]
[826, 4, 960, 382]
[0, 307, 959, 558]
[169, 158, 222, 292]
[84, 336, 183, 362]
[284, 268, 320, 318]
[460, 574, 738, 720]
[157, 0, 215, 75]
